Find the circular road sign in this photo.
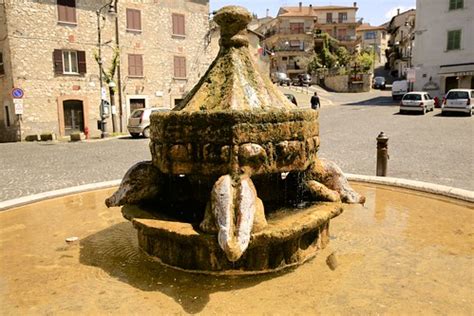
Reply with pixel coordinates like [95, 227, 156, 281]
[12, 88, 24, 99]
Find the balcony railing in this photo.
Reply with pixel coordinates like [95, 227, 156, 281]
[264, 27, 314, 37]
[314, 18, 360, 24]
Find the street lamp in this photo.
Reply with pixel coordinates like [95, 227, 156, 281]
[97, 0, 116, 138]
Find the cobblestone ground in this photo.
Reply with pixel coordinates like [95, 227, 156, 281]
[0, 137, 150, 201]
[1, 89, 472, 202]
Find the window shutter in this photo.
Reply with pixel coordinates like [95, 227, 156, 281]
[57, 4, 66, 21]
[53, 49, 63, 74]
[172, 14, 177, 34]
[126, 9, 132, 29]
[57, 0, 76, 23]
[174, 56, 186, 77]
[128, 54, 135, 76]
[77, 50, 86, 74]
[136, 10, 141, 31]
[179, 15, 185, 35]
[137, 55, 143, 76]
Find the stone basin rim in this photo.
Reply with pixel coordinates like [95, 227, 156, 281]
[0, 175, 472, 212]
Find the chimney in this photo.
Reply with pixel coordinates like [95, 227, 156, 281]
[397, 8, 400, 15]
[353, 2, 357, 7]
[299, 2, 302, 11]
[266, 8, 269, 17]
[309, 4, 312, 14]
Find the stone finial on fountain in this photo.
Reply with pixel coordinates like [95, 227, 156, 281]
[214, 6, 252, 48]
[173, 6, 294, 112]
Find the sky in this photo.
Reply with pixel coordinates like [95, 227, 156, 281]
[210, 0, 416, 26]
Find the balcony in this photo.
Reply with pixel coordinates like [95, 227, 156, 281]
[264, 27, 314, 38]
[314, 17, 361, 25]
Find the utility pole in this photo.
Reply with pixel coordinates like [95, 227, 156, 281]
[114, 0, 124, 133]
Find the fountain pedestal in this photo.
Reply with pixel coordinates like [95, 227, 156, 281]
[123, 202, 342, 274]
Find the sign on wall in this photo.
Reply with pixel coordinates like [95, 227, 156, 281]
[13, 98, 23, 115]
[11, 88, 24, 99]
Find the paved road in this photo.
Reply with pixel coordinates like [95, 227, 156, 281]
[1, 88, 472, 202]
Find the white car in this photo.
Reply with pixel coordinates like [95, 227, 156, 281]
[442, 89, 473, 116]
[400, 92, 435, 114]
[127, 107, 169, 138]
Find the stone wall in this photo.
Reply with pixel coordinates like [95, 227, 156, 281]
[0, 0, 211, 141]
[324, 73, 371, 92]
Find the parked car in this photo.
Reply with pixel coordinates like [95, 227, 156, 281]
[372, 76, 386, 90]
[399, 92, 435, 114]
[284, 93, 298, 106]
[292, 73, 312, 86]
[128, 107, 169, 138]
[442, 89, 473, 116]
[392, 80, 408, 100]
[271, 72, 291, 86]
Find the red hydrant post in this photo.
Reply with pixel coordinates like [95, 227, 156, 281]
[376, 132, 389, 176]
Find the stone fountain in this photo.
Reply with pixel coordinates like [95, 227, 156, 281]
[106, 6, 364, 274]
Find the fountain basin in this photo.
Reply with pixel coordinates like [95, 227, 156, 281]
[122, 201, 342, 274]
[0, 182, 472, 314]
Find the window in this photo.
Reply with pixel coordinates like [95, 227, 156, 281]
[126, 9, 141, 31]
[53, 49, 86, 75]
[57, 0, 76, 24]
[338, 12, 348, 23]
[326, 13, 333, 23]
[365, 31, 376, 40]
[174, 56, 186, 78]
[172, 13, 185, 36]
[4, 105, 11, 127]
[447, 30, 461, 50]
[128, 54, 143, 77]
[449, 0, 463, 10]
[63, 51, 78, 74]
[290, 23, 304, 34]
[0, 52, 4, 76]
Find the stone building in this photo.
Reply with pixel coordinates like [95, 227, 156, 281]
[356, 23, 388, 67]
[413, 0, 474, 98]
[0, 0, 212, 142]
[385, 8, 416, 79]
[257, 2, 361, 78]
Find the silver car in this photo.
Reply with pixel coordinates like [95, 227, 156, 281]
[400, 92, 435, 114]
[127, 107, 169, 138]
[442, 89, 473, 116]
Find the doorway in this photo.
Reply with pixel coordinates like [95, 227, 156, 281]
[63, 100, 84, 136]
[129, 98, 146, 113]
[445, 76, 458, 93]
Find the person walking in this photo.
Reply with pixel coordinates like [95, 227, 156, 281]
[310, 92, 320, 110]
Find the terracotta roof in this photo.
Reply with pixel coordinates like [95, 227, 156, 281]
[278, 5, 357, 17]
[357, 23, 386, 31]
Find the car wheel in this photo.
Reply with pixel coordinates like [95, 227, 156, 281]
[422, 107, 426, 115]
[142, 127, 150, 138]
[468, 111, 472, 117]
[399, 109, 405, 114]
[130, 132, 140, 138]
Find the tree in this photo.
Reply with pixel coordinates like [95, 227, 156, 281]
[355, 51, 374, 73]
[335, 47, 352, 67]
[94, 47, 120, 89]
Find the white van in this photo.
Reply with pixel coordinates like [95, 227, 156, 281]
[392, 80, 408, 100]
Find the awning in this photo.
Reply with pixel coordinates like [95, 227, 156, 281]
[438, 63, 474, 76]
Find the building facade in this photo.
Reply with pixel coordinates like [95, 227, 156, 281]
[258, 2, 360, 78]
[413, 0, 474, 98]
[356, 23, 388, 67]
[0, 0, 211, 142]
[385, 8, 416, 79]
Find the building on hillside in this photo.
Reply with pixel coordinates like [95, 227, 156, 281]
[257, 2, 361, 78]
[385, 8, 416, 79]
[413, 0, 474, 98]
[356, 23, 388, 67]
[0, 0, 211, 142]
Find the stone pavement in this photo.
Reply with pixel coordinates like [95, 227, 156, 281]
[1, 94, 472, 202]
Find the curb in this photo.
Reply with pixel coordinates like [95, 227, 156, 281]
[346, 174, 474, 203]
[0, 180, 121, 212]
[1, 175, 472, 212]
